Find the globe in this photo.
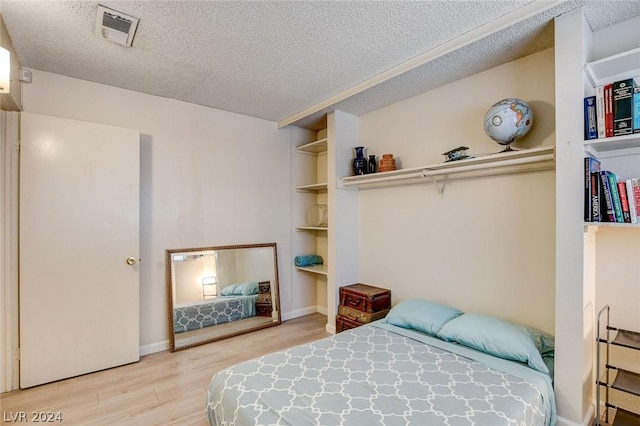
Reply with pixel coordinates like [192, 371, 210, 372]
[483, 98, 533, 152]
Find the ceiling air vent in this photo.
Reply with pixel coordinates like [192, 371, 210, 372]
[95, 5, 139, 47]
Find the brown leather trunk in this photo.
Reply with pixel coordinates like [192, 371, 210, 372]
[339, 283, 391, 314]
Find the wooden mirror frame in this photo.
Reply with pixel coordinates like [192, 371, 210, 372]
[166, 242, 281, 351]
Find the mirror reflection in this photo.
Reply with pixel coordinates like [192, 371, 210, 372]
[166, 243, 280, 351]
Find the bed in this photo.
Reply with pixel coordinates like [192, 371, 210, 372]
[174, 294, 258, 334]
[206, 299, 556, 426]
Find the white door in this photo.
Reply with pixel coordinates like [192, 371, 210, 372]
[19, 112, 140, 388]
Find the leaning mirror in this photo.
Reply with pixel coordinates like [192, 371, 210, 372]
[166, 242, 281, 351]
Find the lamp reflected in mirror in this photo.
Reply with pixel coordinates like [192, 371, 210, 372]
[202, 276, 217, 299]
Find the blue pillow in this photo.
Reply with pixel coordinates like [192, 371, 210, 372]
[384, 299, 463, 337]
[437, 313, 549, 374]
[232, 281, 259, 296]
[219, 284, 238, 296]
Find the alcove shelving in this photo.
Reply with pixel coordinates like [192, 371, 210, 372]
[583, 46, 640, 230]
[341, 145, 555, 193]
[293, 133, 329, 279]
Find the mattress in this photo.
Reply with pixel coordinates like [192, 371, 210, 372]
[206, 321, 556, 425]
[173, 295, 258, 333]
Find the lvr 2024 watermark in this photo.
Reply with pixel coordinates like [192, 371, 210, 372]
[2, 412, 63, 422]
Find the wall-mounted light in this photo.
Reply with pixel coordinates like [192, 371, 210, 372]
[0, 47, 10, 94]
[202, 276, 217, 299]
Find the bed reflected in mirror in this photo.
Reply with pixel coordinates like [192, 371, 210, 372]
[166, 242, 281, 351]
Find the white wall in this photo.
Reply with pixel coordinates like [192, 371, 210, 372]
[357, 48, 556, 334]
[21, 70, 300, 353]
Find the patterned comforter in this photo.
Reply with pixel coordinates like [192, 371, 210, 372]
[174, 295, 257, 333]
[206, 322, 556, 426]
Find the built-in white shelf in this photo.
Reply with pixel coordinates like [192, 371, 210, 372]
[341, 146, 555, 192]
[295, 226, 328, 231]
[296, 182, 328, 192]
[584, 46, 640, 87]
[295, 264, 328, 276]
[296, 138, 327, 154]
[585, 222, 640, 231]
[584, 134, 640, 158]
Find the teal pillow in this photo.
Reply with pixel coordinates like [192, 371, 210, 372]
[384, 299, 463, 336]
[233, 281, 259, 296]
[437, 313, 549, 374]
[219, 284, 238, 296]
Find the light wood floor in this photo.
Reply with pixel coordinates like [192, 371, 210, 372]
[0, 313, 329, 425]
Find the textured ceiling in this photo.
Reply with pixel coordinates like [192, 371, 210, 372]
[1, 0, 639, 130]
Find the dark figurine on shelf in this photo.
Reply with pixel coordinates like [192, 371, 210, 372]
[352, 146, 366, 175]
[368, 154, 377, 173]
[442, 146, 472, 162]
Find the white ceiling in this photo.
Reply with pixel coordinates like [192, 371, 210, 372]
[1, 0, 639, 129]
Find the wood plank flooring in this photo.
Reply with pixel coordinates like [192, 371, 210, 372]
[0, 313, 329, 425]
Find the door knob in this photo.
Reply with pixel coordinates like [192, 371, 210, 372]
[126, 257, 137, 265]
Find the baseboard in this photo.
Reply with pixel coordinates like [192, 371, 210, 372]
[139, 340, 169, 356]
[556, 405, 594, 426]
[140, 306, 328, 356]
[281, 306, 326, 321]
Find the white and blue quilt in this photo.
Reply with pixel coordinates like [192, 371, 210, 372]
[206, 321, 555, 426]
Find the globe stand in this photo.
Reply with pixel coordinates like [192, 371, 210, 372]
[498, 143, 517, 153]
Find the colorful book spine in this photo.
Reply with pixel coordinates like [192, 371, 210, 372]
[599, 172, 615, 222]
[626, 179, 638, 224]
[591, 172, 601, 222]
[630, 178, 640, 224]
[596, 86, 606, 139]
[613, 78, 635, 136]
[617, 181, 631, 223]
[585, 157, 601, 221]
[606, 171, 624, 222]
[605, 83, 614, 137]
[584, 96, 598, 140]
[634, 86, 640, 134]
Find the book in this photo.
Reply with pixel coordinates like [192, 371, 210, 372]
[596, 85, 606, 139]
[626, 179, 638, 223]
[626, 180, 638, 223]
[584, 96, 598, 140]
[613, 78, 636, 136]
[591, 172, 601, 222]
[617, 181, 631, 223]
[629, 178, 640, 224]
[634, 86, 640, 133]
[606, 171, 624, 222]
[605, 83, 614, 137]
[599, 171, 615, 222]
[585, 157, 601, 221]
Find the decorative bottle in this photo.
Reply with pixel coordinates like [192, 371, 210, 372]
[352, 147, 366, 176]
[368, 154, 377, 174]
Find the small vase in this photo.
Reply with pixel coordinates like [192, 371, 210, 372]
[307, 204, 328, 227]
[368, 155, 377, 174]
[352, 147, 366, 176]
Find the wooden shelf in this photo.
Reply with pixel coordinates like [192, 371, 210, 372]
[585, 134, 640, 158]
[295, 226, 328, 231]
[586, 222, 640, 230]
[296, 138, 327, 154]
[295, 264, 327, 276]
[341, 146, 555, 191]
[584, 46, 640, 87]
[295, 182, 328, 192]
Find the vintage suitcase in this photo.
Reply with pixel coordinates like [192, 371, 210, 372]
[339, 283, 391, 314]
[336, 314, 361, 333]
[256, 302, 273, 317]
[338, 305, 389, 324]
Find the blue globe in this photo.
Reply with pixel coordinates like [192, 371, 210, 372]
[483, 98, 533, 151]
